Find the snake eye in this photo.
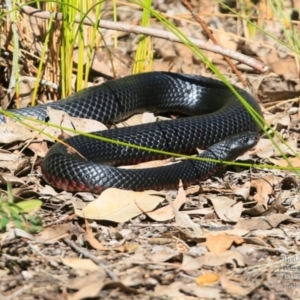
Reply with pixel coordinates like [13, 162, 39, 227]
[244, 137, 251, 144]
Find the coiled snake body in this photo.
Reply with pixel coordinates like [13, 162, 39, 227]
[0, 72, 263, 193]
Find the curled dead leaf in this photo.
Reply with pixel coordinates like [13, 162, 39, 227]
[206, 233, 244, 254]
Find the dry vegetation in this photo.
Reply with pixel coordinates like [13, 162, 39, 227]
[0, 0, 300, 299]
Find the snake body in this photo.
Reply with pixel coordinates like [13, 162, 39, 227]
[0, 72, 263, 193]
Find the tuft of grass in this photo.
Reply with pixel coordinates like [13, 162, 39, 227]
[59, 0, 103, 95]
[25, 0, 104, 102]
[133, 0, 153, 73]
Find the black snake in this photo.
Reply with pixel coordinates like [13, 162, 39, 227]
[0, 72, 263, 193]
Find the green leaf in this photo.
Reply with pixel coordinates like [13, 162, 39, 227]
[16, 200, 43, 213]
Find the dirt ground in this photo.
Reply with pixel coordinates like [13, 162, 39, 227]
[1, 0, 300, 299]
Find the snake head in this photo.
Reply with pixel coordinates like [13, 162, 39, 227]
[223, 131, 260, 160]
[203, 132, 260, 163]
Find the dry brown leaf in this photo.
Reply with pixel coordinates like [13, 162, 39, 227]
[155, 281, 221, 299]
[85, 219, 106, 250]
[117, 112, 157, 128]
[0, 151, 21, 162]
[206, 233, 244, 254]
[36, 224, 71, 242]
[174, 210, 204, 237]
[69, 281, 136, 300]
[61, 257, 102, 271]
[220, 272, 264, 296]
[243, 202, 267, 216]
[0, 106, 107, 145]
[147, 184, 187, 221]
[211, 229, 249, 236]
[1, 228, 35, 245]
[255, 136, 298, 159]
[294, 202, 300, 211]
[269, 57, 298, 81]
[154, 282, 194, 298]
[121, 269, 146, 287]
[0, 120, 37, 143]
[66, 271, 106, 290]
[235, 214, 292, 230]
[39, 184, 59, 196]
[0, 173, 25, 186]
[157, 181, 204, 237]
[233, 181, 251, 200]
[269, 157, 300, 168]
[260, 190, 289, 215]
[6, 158, 30, 175]
[181, 254, 203, 271]
[178, 226, 248, 242]
[46, 107, 107, 141]
[2, 79, 34, 109]
[197, 250, 246, 268]
[254, 138, 276, 159]
[185, 185, 202, 195]
[76, 188, 165, 222]
[251, 174, 280, 203]
[206, 195, 243, 222]
[256, 46, 298, 80]
[67, 281, 103, 300]
[275, 112, 290, 129]
[196, 273, 220, 285]
[254, 135, 298, 159]
[149, 247, 180, 263]
[27, 141, 48, 158]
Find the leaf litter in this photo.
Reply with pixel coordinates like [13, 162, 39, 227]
[1, 1, 300, 299]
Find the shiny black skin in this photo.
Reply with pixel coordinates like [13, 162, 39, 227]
[0, 72, 263, 192]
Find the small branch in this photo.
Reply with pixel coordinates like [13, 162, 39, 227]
[19, 5, 268, 73]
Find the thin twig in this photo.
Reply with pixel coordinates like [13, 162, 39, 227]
[18, 4, 268, 73]
[62, 238, 119, 281]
